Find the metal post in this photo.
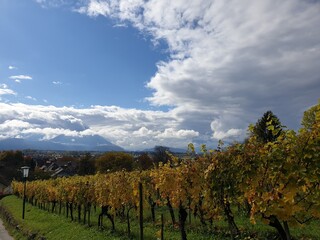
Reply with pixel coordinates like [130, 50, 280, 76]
[21, 166, 30, 220]
[22, 177, 26, 219]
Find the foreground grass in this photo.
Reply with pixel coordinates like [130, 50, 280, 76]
[0, 196, 112, 240]
[0, 195, 319, 240]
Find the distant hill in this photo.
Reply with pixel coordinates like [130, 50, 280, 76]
[0, 135, 124, 152]
[143, 146, 187, 153]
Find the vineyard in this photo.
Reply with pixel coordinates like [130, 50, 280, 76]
[12, 104, 320, 240]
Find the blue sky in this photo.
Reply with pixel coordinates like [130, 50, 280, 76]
[0, 0, 167, 108]
[0, 0, 319, 150]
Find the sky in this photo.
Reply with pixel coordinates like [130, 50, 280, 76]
[0, 0, 319, 150]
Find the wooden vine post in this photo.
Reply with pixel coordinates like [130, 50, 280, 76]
[139, 182, 144, 240]
[161, 213, 164, 240]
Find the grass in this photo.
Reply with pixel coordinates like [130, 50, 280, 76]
[0, 195, 319, 240]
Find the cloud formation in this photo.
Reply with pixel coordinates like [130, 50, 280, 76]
[8, 65, 17, 70]
[34, 0, 74, 8]
[75, 0, 320, 139]
[52, 81, 63, 85]
[9, 0, 320, 149]
[0, 84, 16, 96]
[0, 103, 198, 149]
[26, 96, 37, 101]
[9, 75, 33, 83]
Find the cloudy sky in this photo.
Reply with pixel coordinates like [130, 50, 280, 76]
[0, 0, 319, 150]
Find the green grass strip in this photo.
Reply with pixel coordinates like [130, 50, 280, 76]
[0, 195, 319, 240]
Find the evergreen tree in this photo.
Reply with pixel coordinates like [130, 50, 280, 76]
[253, 111, 283, 143]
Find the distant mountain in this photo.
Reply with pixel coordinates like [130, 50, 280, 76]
[0, 135, 124, 152]
[50, 135, 124, 151]
[0, 138, 29, 150]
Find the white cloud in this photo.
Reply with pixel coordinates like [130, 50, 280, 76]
[8, 65, 17, 70]
[0, 84, 16, 96]
[0, 120, 33, 139]
[9, 75, 32, 83]
[52, 81, 62, 85]
[156, 128, 199, 139]
[9, 75, 32, 80]
[26, 96, 37, 101]
[1, 120, 32, 129]
[113, 23, 128, 28]
[133, 127, 156, 137]
[76, 0, 111, 17]
[21, 127, 80, 140]
[35, 0, 73, 8]
[210, 119, 243, 140]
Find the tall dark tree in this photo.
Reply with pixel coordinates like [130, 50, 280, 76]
[253, 111, 283, 143]
[78, 153, 95, 175]
[153, 146, 170, 165]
